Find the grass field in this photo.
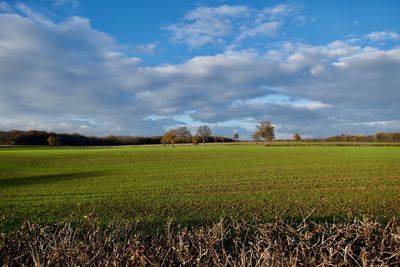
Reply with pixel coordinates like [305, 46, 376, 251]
[1, 145, 400, 229]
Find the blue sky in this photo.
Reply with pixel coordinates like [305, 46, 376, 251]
[0, 0, 400, 138]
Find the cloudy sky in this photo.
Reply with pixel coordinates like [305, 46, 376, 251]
[0, 0, 399, 138]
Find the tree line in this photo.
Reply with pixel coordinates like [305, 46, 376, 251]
[0, 130, 163, 146]
[320, 132, 400, 143]
[1, 122, 399, 146]
[0, 130, 234, 146]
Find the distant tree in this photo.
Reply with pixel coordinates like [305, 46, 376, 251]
[293, 133, 301, 141]
[375, 132, 386, 142]
[47, 135, 60, 146]
[253, 121, 275, 146]
[252, 132, 261, 144]
[160, 135, 168, 145]
[197, 125, 211, 146]
[161, 129, 177, 147]
[233, 132, 239, 142]
[192, 135, 201, 145]
[175, 127, 192, 145]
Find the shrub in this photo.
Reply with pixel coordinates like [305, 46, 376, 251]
[2, 217, 400, 266]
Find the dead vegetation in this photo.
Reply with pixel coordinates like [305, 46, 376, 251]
[2, 216, 400, 266]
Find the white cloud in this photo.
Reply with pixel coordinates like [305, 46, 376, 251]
[133, 42, 158, 55]
[166, 3, 302, 49]
[366, 31, 399, 42]
[13, 2, 52, 24]
[165, 18, 231, 49]
[292, 101, 331, 110]
[259, 4, 297, 21]
[165, 5, 249, 49]
[184, 5, 249, 20]
[237, 21, 282, 41]
[232, 95, 330, 111]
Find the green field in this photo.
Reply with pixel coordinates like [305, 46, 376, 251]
[1, 145, 400, 228]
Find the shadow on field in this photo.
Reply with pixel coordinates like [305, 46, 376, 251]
[0, 171, 106, 187]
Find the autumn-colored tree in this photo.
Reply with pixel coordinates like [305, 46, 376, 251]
[47, 135, 60, 146]
[196, 125, 211, 146]
[161, 130, 177, 147]
[253, 121, 275, 146]
[293, 133, 301, 141]
[192, 135, 201, 145]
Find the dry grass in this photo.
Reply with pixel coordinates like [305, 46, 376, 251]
[2, 216, 400, 266]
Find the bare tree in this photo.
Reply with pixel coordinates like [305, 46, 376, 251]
[196, 125, 211, 146]
[175, 127, 192, 145]
[253, 121, 275, 146]
[252, 132, 262, 144]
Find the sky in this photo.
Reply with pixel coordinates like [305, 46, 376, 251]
[0, 0, 399, 138]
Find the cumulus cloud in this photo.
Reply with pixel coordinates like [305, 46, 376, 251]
[0, 5, 400, 138]
[236, 21, 282, 41]
[165, 3, 302, 49]
[366, 31, 399, 42]
[260, 4, 298, 20]
[165, 5, 249, 49]
[138, 41, 400, 137]
[184, 5, 249, 19]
